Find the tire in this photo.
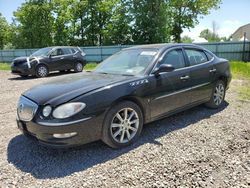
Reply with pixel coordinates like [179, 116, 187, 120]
[35, 65, 49, 78]
[74, 62, 83, 72]
[205, 80, 226, 109]
[102, 101, 143, 148]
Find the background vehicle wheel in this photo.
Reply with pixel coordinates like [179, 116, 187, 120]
[74, 62, 83, 72]
[36, 65, 48, 78]
[102, 101, 143, 148]
[205, 80, 226, 109]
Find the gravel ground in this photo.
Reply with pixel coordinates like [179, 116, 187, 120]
[0, 71, 249, 188]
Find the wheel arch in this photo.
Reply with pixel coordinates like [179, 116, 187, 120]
[35, 62, 49, 71]
[109, 96, 146, 123]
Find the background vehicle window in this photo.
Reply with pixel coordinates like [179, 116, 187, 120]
[159, 49, 185, 69]
[205, 51, 214, 61]
[62, 48, 72, 55]
[50, 49, 64, 56]
[185, 49, 208, 66]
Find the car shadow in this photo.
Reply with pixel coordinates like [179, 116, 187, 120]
[7, 102, 229, 179]
[8, 71, 76, 81]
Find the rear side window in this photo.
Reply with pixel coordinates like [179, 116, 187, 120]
[185, 49, 208, 66]
[159, 49, 185, 69]
[50, 48, 64, 56]
[62, 48, 72, 55]
[71, 48, 77, 54]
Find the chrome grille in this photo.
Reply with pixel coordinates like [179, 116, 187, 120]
[17, 96, 38, 121]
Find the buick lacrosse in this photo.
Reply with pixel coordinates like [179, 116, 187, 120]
[16, 44, 231, 148]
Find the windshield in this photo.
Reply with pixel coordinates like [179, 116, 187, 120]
[94, 49, 158, 76]
[30, 47, 53, 57]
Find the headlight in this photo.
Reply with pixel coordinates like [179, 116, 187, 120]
[43, 105, 52, 117]
[52, 102, 86, 119]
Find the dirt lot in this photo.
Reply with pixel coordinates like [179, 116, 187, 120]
[0, 71, 249, 188]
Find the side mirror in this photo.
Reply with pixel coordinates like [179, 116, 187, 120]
[152, 64, 175, 76]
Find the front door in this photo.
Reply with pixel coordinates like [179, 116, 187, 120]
[148, 48, 192, 120]
[49, 48, 65, 71]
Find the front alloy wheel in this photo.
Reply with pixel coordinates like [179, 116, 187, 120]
[110, 108, 139, 144]
[102, 101, 143, 148]
[36, 65, 48, 78]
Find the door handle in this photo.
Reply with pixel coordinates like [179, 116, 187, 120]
[60, 57, 64, 60]
[209, 68, 216, 73]
[180, 75, 190, 80]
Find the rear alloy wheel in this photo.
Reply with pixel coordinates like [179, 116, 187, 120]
[102, 101, 143, 148]
[205, 80, 226, 108]
[36, 65, 48, 78]
[74, 62, 83, 72]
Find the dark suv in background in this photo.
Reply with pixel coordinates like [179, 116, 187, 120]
[11, 46, 86, 78]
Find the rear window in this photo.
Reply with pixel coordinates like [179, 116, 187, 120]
[185, 49, 208, 66]
[62, 48, 72, 55]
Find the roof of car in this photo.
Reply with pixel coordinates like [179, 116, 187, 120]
[46, 46, 78, 49]
[126, 43, 203, 50]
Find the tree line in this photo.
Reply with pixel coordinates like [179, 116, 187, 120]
[0, 0, 221, 49]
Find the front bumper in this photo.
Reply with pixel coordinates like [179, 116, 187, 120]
[11, 63, 33, 76]
[17, 113, 105, 148]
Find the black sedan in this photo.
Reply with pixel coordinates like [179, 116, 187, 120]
[16, 44, 231, 148]
[11, 46, 86, 78]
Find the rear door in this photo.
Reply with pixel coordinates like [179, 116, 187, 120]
[183, 48, 216, 103]
[148, 48, 193, 119]
[62, 48, 75, 69]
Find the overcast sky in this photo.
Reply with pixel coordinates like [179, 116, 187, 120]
[0, 0, 249, 40]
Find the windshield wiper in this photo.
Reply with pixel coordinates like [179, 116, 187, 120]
[121, 74, 134, 76]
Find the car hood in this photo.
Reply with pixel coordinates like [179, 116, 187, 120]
[23, 72, 136, 106]
[13, 56, 43, 64]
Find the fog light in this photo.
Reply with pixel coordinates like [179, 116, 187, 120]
[43, 105, 52, 117]
[53, 132, 77, 139]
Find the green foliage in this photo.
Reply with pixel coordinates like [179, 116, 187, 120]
[0, 0, 222, 48]
[199, 29, 221, 42]
[0, 13, 10, 49]
[13, 0, 54, 48]
[169, 0, 222, 42]
[181, 35, 193, 43]
[129, 0, 171, 44]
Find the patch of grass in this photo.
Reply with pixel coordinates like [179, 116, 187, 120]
[239, 86, 250, 101]
[0, 62, 11, 70]
[85, 62, 98, 70]
[230, 61, 250, 79]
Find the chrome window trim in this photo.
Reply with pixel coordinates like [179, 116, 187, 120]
[153, 82, 210, 101]
[37, 117, 92, 126]
[149, 47, 215, 76]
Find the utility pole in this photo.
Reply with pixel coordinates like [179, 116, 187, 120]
[242, 32, 246, 62]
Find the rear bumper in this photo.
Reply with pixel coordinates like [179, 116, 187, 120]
[17, 113, 105, 148]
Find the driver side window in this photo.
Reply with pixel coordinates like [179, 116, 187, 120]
[159, 49, 185, 69]
[50, 49, 64, 57]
